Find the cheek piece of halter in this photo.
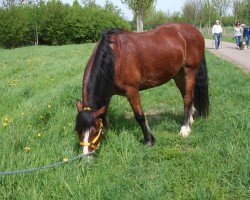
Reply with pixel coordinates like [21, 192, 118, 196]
[79, 107, 104, 151]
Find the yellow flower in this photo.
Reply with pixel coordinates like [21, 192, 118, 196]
[4, 117, 10, 123]
[2, 117, 11, 127]
[24, 147, 31, 151]
[63, 158, 69, 162]
[9, 80, 19, 86]
[37, 133, 42, 137]
[48, 103, 52, 108]
[4, 117, 8, 122]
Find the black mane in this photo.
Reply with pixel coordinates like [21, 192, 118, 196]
[75, 29, 123, 134]
[87, 29, 123, 110]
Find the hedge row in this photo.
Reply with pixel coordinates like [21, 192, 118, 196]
[0, 1, 131, 48]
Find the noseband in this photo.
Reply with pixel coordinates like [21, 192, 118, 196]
[79, 107, 104, 150]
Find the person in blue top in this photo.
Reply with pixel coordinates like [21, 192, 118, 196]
[242, 25, 250, 48]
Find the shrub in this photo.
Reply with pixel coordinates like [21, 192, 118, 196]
[0, 7, 32, 48]
[0, 1, 131, 48]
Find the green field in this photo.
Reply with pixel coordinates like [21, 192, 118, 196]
[0, 44, 249, 199]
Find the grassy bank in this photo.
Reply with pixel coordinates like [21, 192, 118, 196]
[0, 44, 249, 199]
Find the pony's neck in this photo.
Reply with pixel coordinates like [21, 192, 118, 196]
[83, 31, 115, 111]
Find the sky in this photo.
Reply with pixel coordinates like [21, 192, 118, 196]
[94, 0, 186, 20]
[62, 0, 186, 20]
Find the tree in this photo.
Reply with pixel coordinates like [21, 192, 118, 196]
[211, 0, 231, 21]
[170, 11, 185, 23]
[81, 0, 98, 7]
[39, 0, 70, 45]
[144, 10, 168, 30]
[232, 0, 246, 23]
[121, 0, 156, 32]
[104, 0, 123, 16]
[194, 0, 204, 28]
[182, 0, 196, 25]
[182, 0, 204, 27]
[202, 0, 215, 27]
[2, 0, 25, 7]
[241, 0, 250, 24]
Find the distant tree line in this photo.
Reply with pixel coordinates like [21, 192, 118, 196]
[181, 0, 249, 28]
[0, 0, 249, 48]
[139, 0, 249, 30]
[0, 0, 131, 48]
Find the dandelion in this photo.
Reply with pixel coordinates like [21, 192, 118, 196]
[63, 157, 69, 162]
[24, 147, 31, 152]
[2, 117, 11, 127]
[4, 117, 8, 122]
[37, 133, 42, 137]
[9, 80, 19, 86]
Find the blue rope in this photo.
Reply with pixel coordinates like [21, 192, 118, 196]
[0, 153, 93, 176]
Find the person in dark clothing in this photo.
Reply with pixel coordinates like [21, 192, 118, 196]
[243, 25, 250, 48]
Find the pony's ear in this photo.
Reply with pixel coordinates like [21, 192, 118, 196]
[93, 106, 105, 118]
[76, 99, 82, 112]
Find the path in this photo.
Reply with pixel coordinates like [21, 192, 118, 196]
[205, 39, 250, 73]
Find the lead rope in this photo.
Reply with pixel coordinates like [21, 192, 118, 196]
[0, 152, 94, 176]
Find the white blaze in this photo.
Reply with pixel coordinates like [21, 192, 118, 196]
[83, 129, 90, 155]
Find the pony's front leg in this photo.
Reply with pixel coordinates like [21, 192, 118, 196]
[126, 87, 155, 146]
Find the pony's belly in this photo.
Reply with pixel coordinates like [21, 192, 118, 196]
[138, 77, 172, 90]
[139, 65, 180, 89]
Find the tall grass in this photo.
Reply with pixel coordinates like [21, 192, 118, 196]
[0, 44, 249, 199]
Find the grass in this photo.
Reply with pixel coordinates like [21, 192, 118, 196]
[0, 44, 249, 199]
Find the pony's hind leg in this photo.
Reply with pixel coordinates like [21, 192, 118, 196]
[125, 87, 155, 146]
[174, 67, 196, 137]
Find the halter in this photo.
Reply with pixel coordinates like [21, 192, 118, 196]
[80, 107, 104, 150]
[82, 107, 92, 111]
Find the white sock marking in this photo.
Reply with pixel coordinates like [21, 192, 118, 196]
[145, 119, 151, 132]
[190, 105, 196, 124]
[179, 126, 191, 137]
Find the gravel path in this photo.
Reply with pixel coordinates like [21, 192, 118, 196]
[205, 39, 250, 73]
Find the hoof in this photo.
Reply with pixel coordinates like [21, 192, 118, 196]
[179, 126, 191, 138]
[145, 134, 155, 146]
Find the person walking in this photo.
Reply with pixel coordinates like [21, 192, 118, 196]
[243, 25, 250, 48]
[234, 22, 243, 49]
[212, 20, 223, 50]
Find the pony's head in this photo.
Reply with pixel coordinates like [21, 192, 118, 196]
[75, 100, 105, 155]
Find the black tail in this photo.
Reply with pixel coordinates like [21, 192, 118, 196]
[193, 55, 209, 117]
